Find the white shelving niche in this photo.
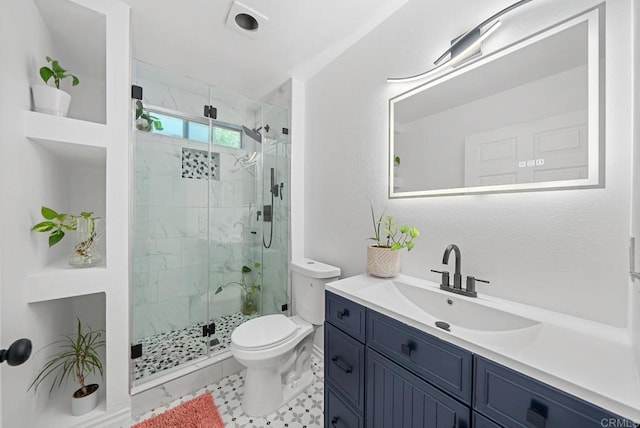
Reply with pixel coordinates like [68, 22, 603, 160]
[23, 0, 132, 426]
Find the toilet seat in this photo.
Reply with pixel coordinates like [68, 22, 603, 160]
[232, 314, 298, 351]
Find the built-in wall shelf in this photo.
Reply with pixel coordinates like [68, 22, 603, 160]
[12, 0, 132, 425]
[24, 111, 108, 165]
[25, 262, 108, 303]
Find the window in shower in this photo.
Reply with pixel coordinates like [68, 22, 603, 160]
[150, 109, 243, 149]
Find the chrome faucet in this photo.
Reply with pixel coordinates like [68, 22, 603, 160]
[431, 243, 489, 298]
[442, 244, 462, 289]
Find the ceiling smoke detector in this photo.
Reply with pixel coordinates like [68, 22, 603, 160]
[225, 1, 268, 38]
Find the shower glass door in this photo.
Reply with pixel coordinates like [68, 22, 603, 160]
[131, 61, 291, 388]
[131, 61, 212, 385]
[206, 86, 264, 351]
[258, 102, 290, 317]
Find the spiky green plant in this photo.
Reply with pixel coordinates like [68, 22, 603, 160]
[28, 318, 105, 396]
[39, 56, 79, 89]
[369, 205, 420, 251]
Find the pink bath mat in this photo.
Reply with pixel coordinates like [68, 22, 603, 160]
[133, 393, 225, 428]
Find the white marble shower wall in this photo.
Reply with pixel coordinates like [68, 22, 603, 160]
[259, 128, 290, 316]
[133, 130, 257, 342]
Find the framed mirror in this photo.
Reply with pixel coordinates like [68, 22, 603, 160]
[389, 6, 604, 198]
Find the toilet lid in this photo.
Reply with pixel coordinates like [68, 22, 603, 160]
[232, 314, 298, 350]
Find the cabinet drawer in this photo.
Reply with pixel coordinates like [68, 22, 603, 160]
[325, 323, 365, 411]
[473, 412, 503, 428]
[325, 388, 364, 428]
[367, 309, 472, 404]
[326, 292, 366, 342]
[367, 349, 471, 428]
[475, 357, 632, 428]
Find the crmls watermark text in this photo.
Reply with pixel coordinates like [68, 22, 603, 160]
[601, 418, 639, 428]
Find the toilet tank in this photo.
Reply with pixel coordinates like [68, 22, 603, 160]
[291, 259, 341, 325]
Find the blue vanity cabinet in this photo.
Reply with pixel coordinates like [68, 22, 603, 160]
[367, 348, 471, 428]
[367, 309, 473, 404]
[326, 291, 366, 342]
[473, 412, 503, 428]
[474, 357, 634, 428]
[325, 323, 365, 411]
[325, 292, 367, 428]
[324, 292, 635, 428]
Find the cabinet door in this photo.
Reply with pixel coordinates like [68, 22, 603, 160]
[326, 291, 366, 342]
[367, 349, 471, 428]
[367, 309, 472, 404]
[475, 357, 633, 428]
[325, 323, 366, 411]
[325, 387, 364, 428]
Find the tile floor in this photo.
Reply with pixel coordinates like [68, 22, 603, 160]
[134, 312, 256, 381]
[132, 356, 324, 428]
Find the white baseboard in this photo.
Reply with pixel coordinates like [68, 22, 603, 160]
[81, 408, 132, 428]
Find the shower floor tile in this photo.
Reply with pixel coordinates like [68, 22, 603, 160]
[132, 356, 325, 428]
[134, 312, 257, 381]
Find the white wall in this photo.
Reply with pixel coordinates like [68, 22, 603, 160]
[305, 0, 633, 327]
[631, 0, 640, 365]
[0, 1, 75, 425]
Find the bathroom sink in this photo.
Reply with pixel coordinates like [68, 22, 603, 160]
[353, 278, 540, 333]
[389, 280, 540, 331]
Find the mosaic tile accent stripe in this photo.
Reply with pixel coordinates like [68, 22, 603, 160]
[131, 356, 324, 428]
[181, 147, 219, 180]
[134, 312, 256, 381]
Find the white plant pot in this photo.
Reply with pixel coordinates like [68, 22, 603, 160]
[71, 384, 99, 416]
[367, 245, 401, 278]
[32, 85, 71, 117]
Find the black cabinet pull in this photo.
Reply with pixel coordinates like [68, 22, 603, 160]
[401, 343, 412, 356]
[526, 407, 547, 428]
[331, 355, 353, 374]
[331, 416, 340, 427]
[336, 309, 350, 320]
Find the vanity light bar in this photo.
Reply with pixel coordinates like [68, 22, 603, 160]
[448, 20, 501, 68]
[433, 0, 533, 66]
[386, 21, 501, 83]
[386, 57, 452, 83]
[387, 0, 533, 83]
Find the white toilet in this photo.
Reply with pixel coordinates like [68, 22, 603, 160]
[230, 259, 341, 416]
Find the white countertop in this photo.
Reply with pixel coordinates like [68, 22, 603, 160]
[326, 273, 640, 422]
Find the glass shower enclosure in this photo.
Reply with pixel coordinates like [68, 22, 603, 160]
[131, 62, 290, 385]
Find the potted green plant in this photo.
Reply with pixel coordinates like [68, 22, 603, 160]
[367, 205, 420, 278]
[32, 56, 79, 117]
[31, 206, 102, 267]
[28, 318, 105, 416]
[135, 100, 163, 132]
[215, 262, 261, 315]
